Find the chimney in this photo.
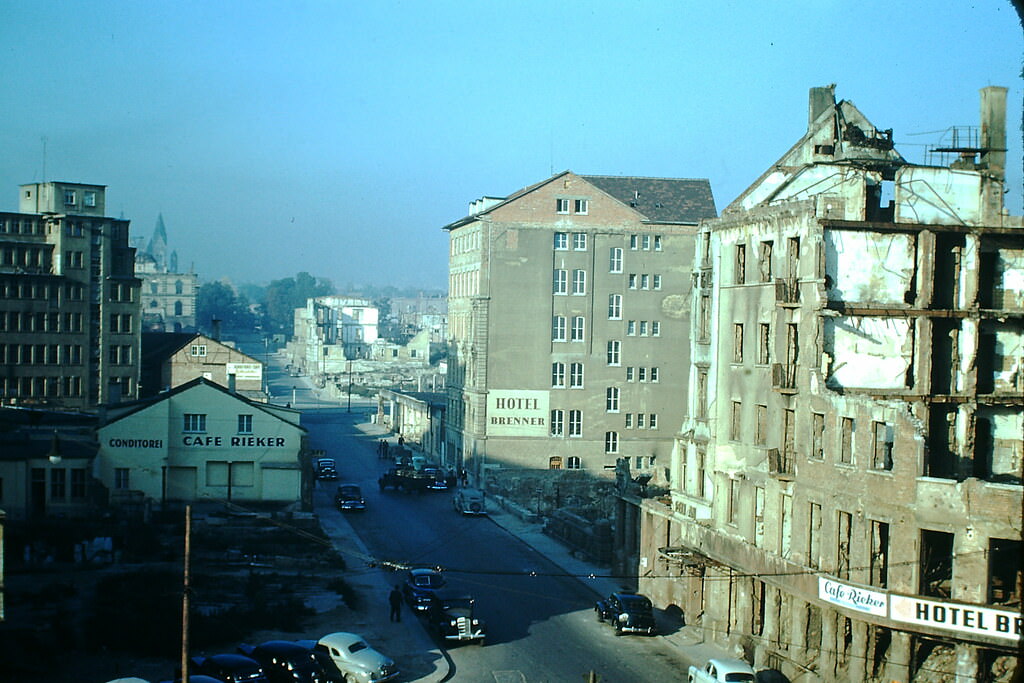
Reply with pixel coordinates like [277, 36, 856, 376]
[211, 318, 221, 342]
[808, 84, 837, 131]
[979, 85, 1007, 181]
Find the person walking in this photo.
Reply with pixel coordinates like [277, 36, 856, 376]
[389, 586, 403, 622]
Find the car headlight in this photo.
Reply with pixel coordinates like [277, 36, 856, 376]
[618, 613, 628, 622]
[472, 619, 479, 625]
[450, 619, 458, 626]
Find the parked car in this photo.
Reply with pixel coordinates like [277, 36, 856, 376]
[316, 458, 338, 481]
[754, 669, 791, 683]
[311, 632, 399, 683]
[334, 484, 366, 511]
[687, 657, 756, 683]
[422, 467, 449, 490]
[426, 592, 486, 645]
[190, 653, 268, 683]
[452, 487, 486, 515]
[402, 566, 446, 612]
[594, 591, 658, 635]
[238, 641, 325, 683]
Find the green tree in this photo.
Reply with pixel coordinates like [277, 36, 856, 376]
[196, 280, 255, 333]
[262, 271, 334, 335]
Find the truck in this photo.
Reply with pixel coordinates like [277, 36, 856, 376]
[687, 658, 756, 683]
[378, 466, 432, 493]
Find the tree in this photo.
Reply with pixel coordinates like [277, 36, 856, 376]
[262, 272, 334, 335]
[196, 280, 255, 333]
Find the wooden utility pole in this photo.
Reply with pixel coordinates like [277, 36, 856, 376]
[181, 504, 192, 681]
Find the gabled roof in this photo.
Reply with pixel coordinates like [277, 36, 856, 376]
[102, 376, 306, 433]
[443, 171, 717, 230]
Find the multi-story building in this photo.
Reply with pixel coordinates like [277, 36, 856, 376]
[443, 171, 716, 485]
[139, 331, 265, 401]
[289, 296, 379, 373]
[641, 86, 1021, 681]
[135, 213, 198, 332]
[0, 182, 141, 408]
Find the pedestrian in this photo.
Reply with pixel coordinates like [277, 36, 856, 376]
[389, 585, 403, 622]
[460, 468, 468, 486]
[398, 435, 404, 446]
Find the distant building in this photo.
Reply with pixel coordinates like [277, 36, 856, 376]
[140, 332, 266, 401]
[97, 377, 305, 507]
[645, 86, 1021, 682]
[1, 182, 141, 408]
[443, 171, 717, 479]
[134, 214, 198, 332]
[289, 296, 379, 373]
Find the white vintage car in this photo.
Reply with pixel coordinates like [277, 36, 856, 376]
[313, 632, 399, 683]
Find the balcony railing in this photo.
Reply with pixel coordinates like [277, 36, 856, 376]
[771, 363, 798, 393]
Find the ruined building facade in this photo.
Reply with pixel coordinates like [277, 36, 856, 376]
[638, 87, 1021, 681]
[443, 172, 716, 488]
[1, 182, 141, 408]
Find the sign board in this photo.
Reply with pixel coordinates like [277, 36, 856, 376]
[890, 595, 1021, 642]
[818, 578, 887, 617]
[227, 362, 262, 381]
[486, 390, 549, 437]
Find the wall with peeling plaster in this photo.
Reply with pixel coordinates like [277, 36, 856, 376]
[824, 229, 916, 304]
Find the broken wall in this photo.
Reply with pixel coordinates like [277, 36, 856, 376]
[824, 229, 916, 304]
[896, 167, 988, 226]
[825, 316, 914, 389]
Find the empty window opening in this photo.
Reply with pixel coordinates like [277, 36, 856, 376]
[870, 519, 889, 588]
[836, 510, 852, 579]
[988, 538, 1022, 606]
[932, 234, 965, 309]
[920, 529, 954, 598]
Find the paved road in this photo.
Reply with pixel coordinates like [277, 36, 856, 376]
[303, 408, 698, 682]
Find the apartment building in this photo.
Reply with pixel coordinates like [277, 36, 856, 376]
[0, 182, 141, 409]
[289, 296, 379, 373]
[640, 87, 1021, 681]
[443, 171, 716, 485]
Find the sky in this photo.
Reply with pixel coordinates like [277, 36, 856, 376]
[1, 1, 1021, 290]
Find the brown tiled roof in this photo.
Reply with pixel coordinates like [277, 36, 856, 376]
[583, 175, 717, 223]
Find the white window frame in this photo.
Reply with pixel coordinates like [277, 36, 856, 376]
[552, 362, 566, 388]
[84, 191, 97, 207]
[570, 316, 585, 342]
[574, 199, 588, 215]
[552, 316, 567, 342]
[190, 344, 207, 357]
[653, 274, 662, 290]
[566, 456, 581, 470]
[550, 409, 564, 436]
[630, 235, 639, 250]
[554, 232, 568, 250]
[641, 274, 650, 290]
[609, 247, 623, 273]
[573, 232, 587, 250]
[605, 431, 619, 453]
[568, 410, 583, 437]
[556, 198, 570, 214]
[651, 367, 660, 382]
[642, 234, 651, 250]
[569, 362, 584, 388]
[627, 320, 636, 336]
[607, 340, 621, 366]
[652, 321, 661, 336]
[238, 414, 253, 434]
[654, 235, 662, 251]
[608, 294, 622, 320]
[625, 413, 633, 429]
[572, 269, 586, 295]
[628, 274, 638, 289]
[606, 387, 620, 412]
[553, 269, 568, 295]
[183, 413, 207, 433]
[649, 414, 658, 429]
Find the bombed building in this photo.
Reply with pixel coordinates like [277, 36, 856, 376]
[637, 86, 1021, 681]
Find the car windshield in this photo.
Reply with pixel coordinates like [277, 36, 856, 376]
[620, 597, 652, 611]
[724, 675, 755, 682]
[340, 487, 360, 496]
[442, 598, 473, 610]
[414, 574, 443, 588]
[348, 641, 367, 653]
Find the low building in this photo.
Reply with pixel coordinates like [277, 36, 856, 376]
[139, 332, 265, 401]
[96, 377, 306, 507]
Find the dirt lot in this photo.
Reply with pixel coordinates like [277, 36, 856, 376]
[0, 505, 405, 683]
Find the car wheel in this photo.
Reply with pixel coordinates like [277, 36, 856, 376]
[595, 607, 604, 622]
[614, 624, 623, 636]
[477, 637, 485, 646]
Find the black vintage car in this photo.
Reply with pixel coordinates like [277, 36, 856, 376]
[427, 591, 486, 645]
[595, 591, 658, 635]
[237, 641, 328, 683]
[334, 484, 366, 511]
[402, 566, 446, 612]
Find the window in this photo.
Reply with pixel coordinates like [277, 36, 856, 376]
[607, 340, 621, 366]
[837, 510, 852, 579]
[606, 387, 620, 412]
[573, 232, 587, 250]
[811, 412, 825, 460]
[870, 520, 890, 588]
[840, 417, 854, 464]
[556, 198, 570, 214]
[114, 468, 130, 490]
[730, 401, 742, 441]
[809, 502, 822, 569]
[238, 414, 253, 434]
[625, 413, 633, 428]
[183, 413, 207, 433]
[191, 344, 207, 357]
[570, 316, 585, 341]
[553, 269, 568, 294]
[552, 316, 566, 342]
[550, 410, 564, 436]
[757, 323, 771, 364]
[628, 274, 638, 289]
[627, 320, 636, 336]
[605, 431, 619, 453]
[84, 190, 97, 207]
[569, 362, 584, 388]
[760, 240, 774, 282]
[630, 235, 639, 250]
[727, 478, 739, 524]
[574, 199, 588, 215]
[50, 468, 66, 500]
[650, 367, 659, 382]
[649, 414, 658, 429]
[608, 294, 622, 319]
[638, 367, 647, 382]
[626, 367, 635, 382]
[609, 247, 623, 273]
[568, 410, 582, 437]
[71, 469, 87, 498]
[654, 235, 662, 251]
[698, 293, 711, 342]
[64, 189, 77, 206]
[733, 324, 744, 363]
[872, 421, 894, 471]
[637, 413, 645, 428]
[735, 244, 746, 284]
[640, 274, 650, 290]
[549, 456, 563, 469]
[572, 269, 586, 294]
[554, 232, 568, 249]
[552, 362, 566, 388]
[652, 321, 660, 336]
[567, 456, 581, 470]
[653, 274, 662, 290]
[639, 320, 648, 336]
[755, 404, 768, 445]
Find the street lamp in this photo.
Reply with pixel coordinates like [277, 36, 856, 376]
[346, 360, 353, 413]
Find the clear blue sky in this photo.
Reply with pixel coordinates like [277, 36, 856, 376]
[1, 1, 1020, 290]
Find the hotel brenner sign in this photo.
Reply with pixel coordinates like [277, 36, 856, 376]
[486, 390, 549, 437]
